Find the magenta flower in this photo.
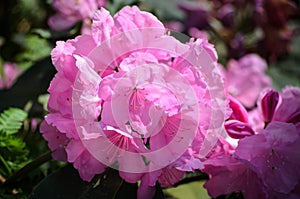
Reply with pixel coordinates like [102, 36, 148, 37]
[203, 138, 267, 199]
[48, 0, 106, 33]
[216, 4, 235, 28]
[41, 6, 226, 196]
[178, 3, 210, 30]
[224, 54, 271, 108]
[205, 85, 300, 198]
[235, 122, 300, 195]
[0, 62, 20, 89]
[273, 87, 300, 129]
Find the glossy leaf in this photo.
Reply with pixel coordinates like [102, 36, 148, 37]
[29, 165, 138, 199]
[0, 57, 56, 112]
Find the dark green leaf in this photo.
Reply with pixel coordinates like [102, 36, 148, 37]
[0, 57, 56, 112]
[30, 165, 168, 199]
[153, 183, 165, 199]
[29, 165, 131, 199]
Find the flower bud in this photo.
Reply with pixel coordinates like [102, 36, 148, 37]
[225, 120, 255, 139]
[228, 95, 249, 123]
[261, 90, 279, 122]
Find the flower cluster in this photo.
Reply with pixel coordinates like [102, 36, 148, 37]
[48, 0, 106, 33]
[43, 2, 300, 199]
[0, 62, 20, 89]
[41, 6, 226, 198]
[203, 87, 300, 198]
[221, 53, 271, 108]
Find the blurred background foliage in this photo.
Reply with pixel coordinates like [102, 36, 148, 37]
[0, 0, 299, 198]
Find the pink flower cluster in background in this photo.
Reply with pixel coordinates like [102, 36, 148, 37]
[204, 87, 300, 198]
[41, 6, 226, 199]
[0, 62, 20, 89]
[48, 0, 106, 34]
[222, 54, 271, 108]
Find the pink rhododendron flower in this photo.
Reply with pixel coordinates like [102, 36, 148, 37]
[41, 6, 226, 197]
[224, 54, 271, 108]
[48, 0, 106, 33]
[0, 62, 20, 89]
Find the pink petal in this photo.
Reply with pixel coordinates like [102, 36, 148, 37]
[40, 121, 68, 161]
[91, 8, 114, 44]
[261, 89, 279, 122]
[228, 95, 249, 123]
[225, 120, 255, 139]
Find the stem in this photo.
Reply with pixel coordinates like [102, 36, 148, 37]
[0, 154, 11, 175]
[4, 151, 52, 185]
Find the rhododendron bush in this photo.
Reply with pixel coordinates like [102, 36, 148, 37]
[0, 1, 300, 199]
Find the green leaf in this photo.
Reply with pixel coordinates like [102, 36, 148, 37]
[0, 108, 27, 135]
[164, 181, 210, 199]
[0, 134, 29, 176]
[30, 165, 166, 199]
[14, 34, 52, 69]
[30, 165, 132, 199]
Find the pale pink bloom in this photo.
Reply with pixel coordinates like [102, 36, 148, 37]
[48, 35, 97, 116]
[48, 0, 106, 32]
[224, 54, 271, 108]
[0, 62, 20, 89]
[41, 6, 224, 197]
